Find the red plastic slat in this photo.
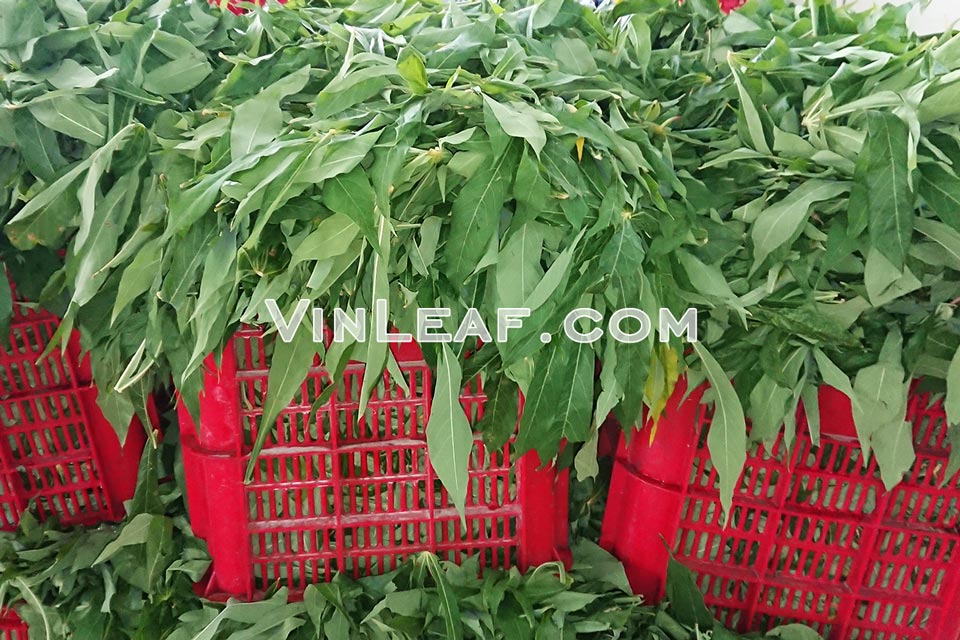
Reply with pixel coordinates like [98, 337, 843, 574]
[181, 328, 570, 599]
[600, 380, 960, 640]
[0, 609, 27, 640]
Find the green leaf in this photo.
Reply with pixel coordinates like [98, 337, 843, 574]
[443, 148, 515, 286]
[12, 109, 66, 182]
[554, 339, 595, 449]
[420, 553, 464, 640]
[313, 131, 383, 183]
[765, 624, 824, 640]
[477, 374, 519, 452]
[0, 276, 9, 344]
[801, 384, 821, 446]
[95, 385, 135, 444]
[397, 48, 428, 94]
[693, 342, 746, 524]
[112, 244, 162, 324]
[313, 65, 395, 120]
[158, 220, 217, 320]
[322, 167, 379, 250]
[183, 231, 238, 379]
[515, 337, 593, 462]
[77, 128, 145, 251]
[325, 609, 351, 640]
[410, 216, 442, 277]
[240, 144, 329, 251]
[164, 139, 303, 240]
[729, 54, 771, 154]
[6, 124, 138, 249]
[864, 247, 921, 307]
[514, 147, 550, 226]
[289, 213, 360, 268]
[679, 250, 745, 318]
[748, 375, 792, 446]
[482, 96, 547, 157]
[532, 0, 565, 28]
[574, 427, 599, 481]
[426, 343, 474, 524]
[502, 227, 587, 351]
[69, 170, 140, 309]
[944, 428, 960, 489]
[918, 163, 960, 229]
[872, 420, 915, 490]
[358, 214, 392, 413]
[244, 320, 318, 482]
[551, 37, 597, 76]
[54, 0, 87, 27]
[594, 338, 623, 429]
[94, 513, 160, 564]
[142, 43, 211, 94]
[571, 540, 632, 595]
[850, 332, 909, 458]
[11, 578, 51, 640]
[814, 349, 856, 400]
[497, 223, 544, 309]
[230, 66, 310, 161]
[27, 95, 105, 145]
[0, 0, 46, 49]
[914, 217, 960, 269]
[665, 555, 713, 629]
[946, 346, 960, 427]
[600, 223, 645, 307]
[751, 180, 850, 267]
[859, 112, 913, 270]
[918, 80, 960, 124]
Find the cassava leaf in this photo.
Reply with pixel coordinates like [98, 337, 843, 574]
[859, 112, 913, 270]
[245, 322, 319, 482]
[693, 342, 746, 524]
[476, 374, 519, 452]
[946, 346, 960, 427]
[751, 180, 850, 267]
[322, 167, 379, 250]
[230, 66, 310, 161]
[426, 343, 474, 524]
[665, 555, 713, 630]
[443, 147, 516, 286]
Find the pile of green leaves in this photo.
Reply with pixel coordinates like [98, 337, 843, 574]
[2, 0, 959, 521]
[0, 0, 730, 512]
[0, 521, 820, 640]
[676, 0, 960, 502]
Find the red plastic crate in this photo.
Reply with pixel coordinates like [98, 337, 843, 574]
[719, 0, 745, 13]
[0, 610, 26, 640]
[179, 327, 570, 599]
[600, 380, 960, 640]
[0, 281, 147, 530]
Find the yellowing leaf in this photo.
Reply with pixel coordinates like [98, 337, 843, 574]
[644, 345, 680, 444]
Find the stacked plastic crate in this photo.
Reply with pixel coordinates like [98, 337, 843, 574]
[180, 327, 570, 599]
[600, 380, 960, 640]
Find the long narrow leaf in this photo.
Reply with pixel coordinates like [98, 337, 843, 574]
[692, 343, 746, 525]
[426, 343, 473, 524]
